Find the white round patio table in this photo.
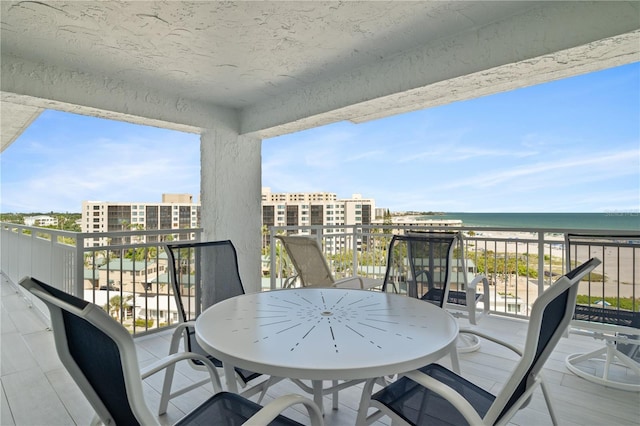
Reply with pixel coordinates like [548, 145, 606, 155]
[195, 287, 459, 418]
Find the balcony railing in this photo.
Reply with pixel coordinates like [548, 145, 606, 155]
[1, 222, 201, 335]
[3, 222, 638, 335]
[268, 225, 640, 319]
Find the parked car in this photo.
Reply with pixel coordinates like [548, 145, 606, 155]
[99, 285, 119, 291]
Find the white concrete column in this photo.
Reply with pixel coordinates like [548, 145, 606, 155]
[200, 128, 262, 293]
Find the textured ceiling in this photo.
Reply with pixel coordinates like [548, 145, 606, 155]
[1, 1, 639, 146]
[1, 1, 535, 108]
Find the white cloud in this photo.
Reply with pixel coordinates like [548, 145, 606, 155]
[3, 64, 639, 214]
[440, 149, 639, 191]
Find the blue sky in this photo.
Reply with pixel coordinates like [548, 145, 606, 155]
[1, 62, 638, 214]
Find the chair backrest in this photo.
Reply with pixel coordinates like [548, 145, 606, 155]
[276, 235, 335, 287]
[485, 257, 601, 424]
[381, 232, 458, 302]
[18, 277, 158, 426]
[165, 240, 245, 323]
[565, 233, 640, 329]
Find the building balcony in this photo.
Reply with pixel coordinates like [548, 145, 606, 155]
[1, 223, 639, 424]
[3, 272, 639, 425]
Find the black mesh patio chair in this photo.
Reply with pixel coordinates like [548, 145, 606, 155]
[381, 231, 490, 351]
[357, 257, 601, 426]
[18, 276, 323, 426]
[160, 240, 279, 414]
[564, 233, 640, 391]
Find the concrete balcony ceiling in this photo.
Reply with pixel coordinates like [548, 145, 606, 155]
[1, 1, 639, 150]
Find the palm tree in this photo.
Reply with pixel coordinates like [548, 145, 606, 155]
[105, 295, 133, 322]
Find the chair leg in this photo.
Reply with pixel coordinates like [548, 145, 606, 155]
[566, 345, 640, 392]
[356, 378, 378, 425]
[250, 376, 283, 404]
[158, 360, 176, 415]
[157, 330, 186, 415]
[540, 379, 559, 426]
[332, 379, 339, 410]
[566, 346, 608, 365]
[599, 341, 640, 381]
[255, 382, 269, 404]
[615, 350, 640, 375]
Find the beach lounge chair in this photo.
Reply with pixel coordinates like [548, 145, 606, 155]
[358, 257, 602, 426]
[564, 233, 640, 391]
[276, 235, 381, 289]
[18, 276, 324, 426]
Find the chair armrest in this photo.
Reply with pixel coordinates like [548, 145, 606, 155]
[283, 274, 299, 288]
[416, 270, 432, 282]
[166, 321, 196, 354]
[466, 274, 490, 325]
[459, 329, 523, 356]
[334, 276, 384, 290]
[246, 394, 324, 426]
[333, 276, 365, 289]
[140, 351, 223, 393]
[402, 369, 485, 425]
[360, 277, 384, 290]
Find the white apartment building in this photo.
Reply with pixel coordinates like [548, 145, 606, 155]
[82, 190, 376, 247]
[261, 188, 375, 231]
[82, 194, 200, 247]
[23, 215, 58, 227]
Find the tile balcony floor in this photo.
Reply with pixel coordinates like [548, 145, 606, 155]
[2, 274, 639, 426]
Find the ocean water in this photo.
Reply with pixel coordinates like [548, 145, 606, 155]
[418, 212, 639, 231]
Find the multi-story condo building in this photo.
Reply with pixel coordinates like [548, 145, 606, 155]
[261, 187, 375, 231]
[81, 194, 200, 247]
[261, 188, 376, 252]
[82, 190, 378, 248]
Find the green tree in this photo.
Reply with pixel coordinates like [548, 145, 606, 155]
[0, 213, 25, 223]
[261, 225, 270, 254]
[472, 253, 538, 280]
[105, 295, 133, 322]
[383, 209, 393, 234]
[124, 247, 149, 261]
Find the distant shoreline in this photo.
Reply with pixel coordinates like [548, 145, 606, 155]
[411, 212, 639, 231]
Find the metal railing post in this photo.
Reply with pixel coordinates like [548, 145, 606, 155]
[75, 234, 85, 297]
[270, 227, 277, 290]
[352, 226, 359, 278]
[537, 231, 546, 296]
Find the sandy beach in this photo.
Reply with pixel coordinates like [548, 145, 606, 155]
[464, 230, 639, 302]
